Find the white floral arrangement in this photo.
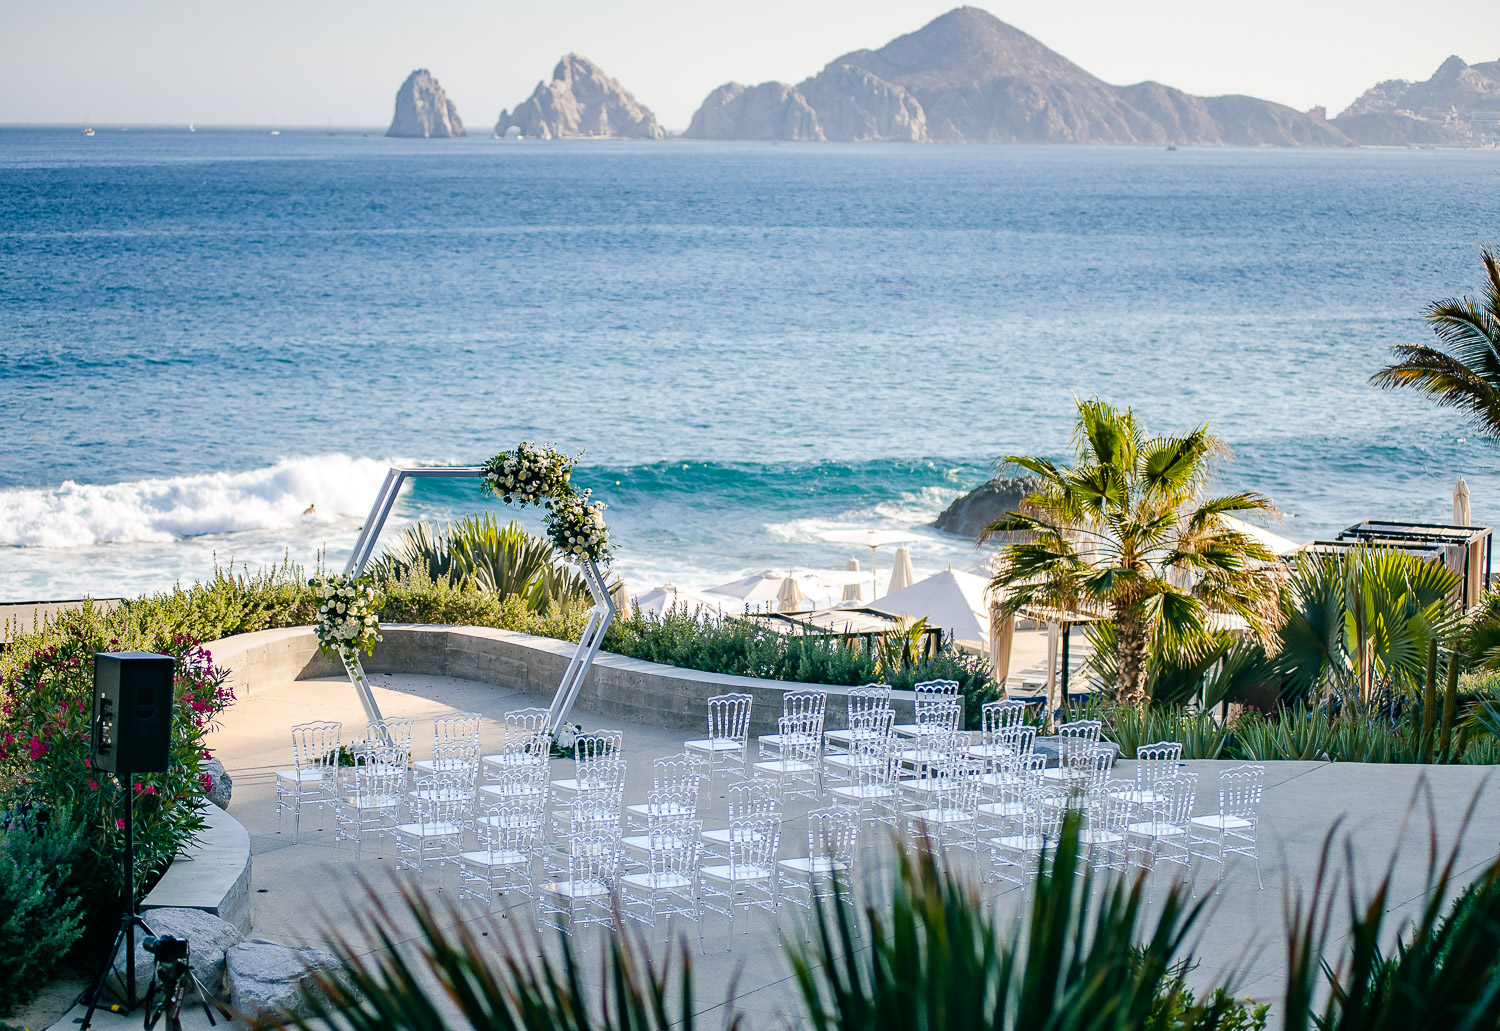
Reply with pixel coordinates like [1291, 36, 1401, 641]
[481, 442, 573, 507]
[310, 575, 383, 659]
[482, 441, 612, 566]
[546, 487, 611, 563]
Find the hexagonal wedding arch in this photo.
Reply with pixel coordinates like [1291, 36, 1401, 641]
[337, 446, 615, 734]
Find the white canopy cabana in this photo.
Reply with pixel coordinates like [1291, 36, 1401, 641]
[872, 567, 994, 649]
[1221, 515, 1302, 558]
[821, 528, 921, 600]
[634, 584, 726, 620]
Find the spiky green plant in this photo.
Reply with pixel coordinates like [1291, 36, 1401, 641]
[1370, 247, 1500, 439]
[376, 514, 588, 614]
[984, 398, 1282, 709]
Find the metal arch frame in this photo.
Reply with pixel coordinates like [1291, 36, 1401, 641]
[339, 465, 616, 734]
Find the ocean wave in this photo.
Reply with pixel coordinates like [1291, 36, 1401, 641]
[0, 455, 397, 549]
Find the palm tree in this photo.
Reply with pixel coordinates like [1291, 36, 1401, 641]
[1371, 248, 1500, 436]
[983, 398, 1282, 709]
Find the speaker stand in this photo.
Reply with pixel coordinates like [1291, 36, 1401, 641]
[80, 776, 151, 1030]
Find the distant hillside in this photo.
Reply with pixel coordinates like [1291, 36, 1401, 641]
[687, 7, 1350, 146]
[1333, 55, 1500, 145]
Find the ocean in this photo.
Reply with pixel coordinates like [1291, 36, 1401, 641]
[1, 127, 1498, 602]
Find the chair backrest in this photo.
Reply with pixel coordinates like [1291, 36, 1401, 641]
[431, 741, 481, 780]
[353, 754, 405, 803]
[728, 814, 780, 872]
[291, 721, 342, 771]
[981, 699, 1028, 740]
[777, 713, 821, 764]
[1057, 720, 1103, 766]
[643, 787, 698, 825]
[707, 693, 753, 744]
[846, 684, 892, 725]
[501, 708, 552, 754]
[1027, 783, 1073, 839]
[481, 797, 545, 854]
[997, 752, 1050, 804]
[367, 716, 414, 758]
[1134, 741, 1184, 788]
[1219, 764, 1264, 822]
[488, 767, 549, 810]
[576, 756, 627, 796]
[1155, 773, 1198, 827]
[939, 759, 984, 812]
[575, 730, 624, 765]
[917, 698, 964, 732]
[847, 707, 895, 750]
[411, 776, 466, 829]
[566, 795, 621, 837]
[567, 830, 619, 886]
[648, 819, 700, 879]
[726, 778, 779, 822]
[1080, 747, 1116, 798]
[652, 753, 704, 796]
[782, 691, 829, 733]
[806, 807, 859, 866]
[1000, 724, 1038, 760]
[433, 712, 483, 747]
[913, 680, 960, 719]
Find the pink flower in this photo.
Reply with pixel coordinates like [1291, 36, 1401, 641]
[144, 785, 156, 795]
[201, 749, 212, 760]
[89, 780, 99, 790]
[115, 818, 125, 830]
[1, 733, 13, 749]
[133, 782, 142, 791]
[84, 757, 90, 768]
[27, 737, 45, 760]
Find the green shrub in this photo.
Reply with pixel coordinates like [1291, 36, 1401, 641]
[0, 808, 85, 1012]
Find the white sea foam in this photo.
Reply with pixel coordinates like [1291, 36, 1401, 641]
[0, 455, 398, 549]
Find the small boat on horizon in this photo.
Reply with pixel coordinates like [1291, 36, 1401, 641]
[189, 119, 195, 133]
[82, 127, 95, 136]
[269, 130, 280, 136]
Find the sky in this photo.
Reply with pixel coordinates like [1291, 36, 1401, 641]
[4, 0, 1499, 131]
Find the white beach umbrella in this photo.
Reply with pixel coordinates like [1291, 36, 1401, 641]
[822, 528, 921, 599]
[710, 570, 793, 609]
[609, 580, 631, 614]
[989, 602, 1015, 685]
[634, 584, 725, 620]
[887, 546, 916, 595]
[1221, 514, 1303, 558]
[776, 576, 805, 612]
[842, 558, 863, 604]
[873, 568, 992, 645]
[1454, 476, 1471, 526]
[1045, 620, 1061, 706]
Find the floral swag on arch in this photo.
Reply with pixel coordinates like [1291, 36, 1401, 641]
[318, 443, 617, 737]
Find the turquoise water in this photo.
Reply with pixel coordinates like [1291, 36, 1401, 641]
[2, 128, 1498, 599]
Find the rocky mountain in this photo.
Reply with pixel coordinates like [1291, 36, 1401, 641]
[934, 475, 1043, 540]
[1333, 55, 1500, 145]
[386, 69, 465, 138]
[497, 54, 664, 139]
[686, 7, 1348, 146]
[686, 82, 823, 141]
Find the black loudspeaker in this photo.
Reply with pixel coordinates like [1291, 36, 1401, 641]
[91, 652, 174, 775]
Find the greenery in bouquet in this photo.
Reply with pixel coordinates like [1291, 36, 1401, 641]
[481, 442, 575, 507]
[311, 575, 383, 658]
[545, 487, 611, 564]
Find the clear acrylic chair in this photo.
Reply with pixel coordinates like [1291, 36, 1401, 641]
[987, 783, 1071, 891]
[903, 758, 984, 854]
[757, 691, 828, 760]
[967, 700, 1030, 768]
[627, 776, 700, 833]
[623, 789, 700, 863]
[482, 707, 552, 780]
[899, 708, 965, 773]
[412, 715, 483, 775]
[824, 708, 896, 786]
[698, 814, 781, 951]
[479, 763, 550, 813]
[335, 750, 405, 859]
[366, 715, 414, 760]
[778, 806, 860, 913]
[458, 796, 543, 908]
[701, 778, 779, 860]
[824, 684, 892, 753]
[393, 775, 468, 876]
[1123, 772, 1197, 878]
[685, 693, 753, 788]
[978, 725, 1039, 792]
[752, 713, 823, 799]
[829, 730, 903, 829]
[539, 829, 619, 934]
[1117, 741, 1185, 815]
[620, 818, 702, 942]
[1188, 764, 1265, 890]
[893, 679, 960, 737]
[1042, 719, 1104, 784]
[977, 751, 1048, 840]
[276, 720, 342, 842]
[573, 729, 624, 764]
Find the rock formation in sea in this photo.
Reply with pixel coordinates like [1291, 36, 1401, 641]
[1333, 55, 1500, 145]
[685, 6, 1350, 146]
[934, 475, 1044, 540]
[386, 69, 465, 138]
[685, 82, 823, 141]
[496, 54, 664, 139]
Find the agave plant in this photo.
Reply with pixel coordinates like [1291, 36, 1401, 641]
[1086, 623, 1275, 710]
[376, 513, 589, 615]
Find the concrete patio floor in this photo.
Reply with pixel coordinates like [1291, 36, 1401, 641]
[184, 672, 1500, 1026]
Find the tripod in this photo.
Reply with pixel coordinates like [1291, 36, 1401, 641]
[80, 773, 151, 1030]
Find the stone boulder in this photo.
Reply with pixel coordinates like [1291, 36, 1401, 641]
[685, 81, 825, 141]
[386, 69, 465, 138]
[226, 938, 342, 1019]
[111, 907, 244, 997]
[200, 757, 232, 809]
[496, 54, 664, 139]
[934, 475, 1045, 540]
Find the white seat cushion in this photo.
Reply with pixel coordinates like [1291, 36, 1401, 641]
[393, 821, 463, 838]
[976, 801, 1026, 819]
[685, 738, 743, 753]
[626, 801, 694, 819]
[700, 863, 772, 884]
[622, 870, 694, 891]
[908, 808, 971, 825]
[541, 878, 610, 899]
[778, 856, 847, 875]
[1190, 814, 1253, 832]
[831, 784, 896, 801]
[988, 833, 1044, 852]
[457, 848, 528, 868]
[277, 768, 327, 783]
[1125, 821, 1186, 838]
[753, 760, 815, 775]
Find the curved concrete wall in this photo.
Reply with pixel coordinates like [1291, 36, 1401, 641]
[208, 624, 916, 736]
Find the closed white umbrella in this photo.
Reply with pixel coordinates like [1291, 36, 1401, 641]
[776, 576, 805, 612]
[842, 558, 863, 604]
[989, 602, 1015, 686]
[887, 547, 916, 595]
[1454, 476, 1471, 526]
[1045, 620, 1061, 708]
[710, 571, 792, 610]
[822, 528, 921, 599]
[609, 580, 632, 614]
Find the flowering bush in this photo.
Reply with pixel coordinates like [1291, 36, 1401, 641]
[481, 442, 574, 507]
[311, 575, 383, 659]
[0, 607, 234, 950]
[482, 442, 612, 565]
